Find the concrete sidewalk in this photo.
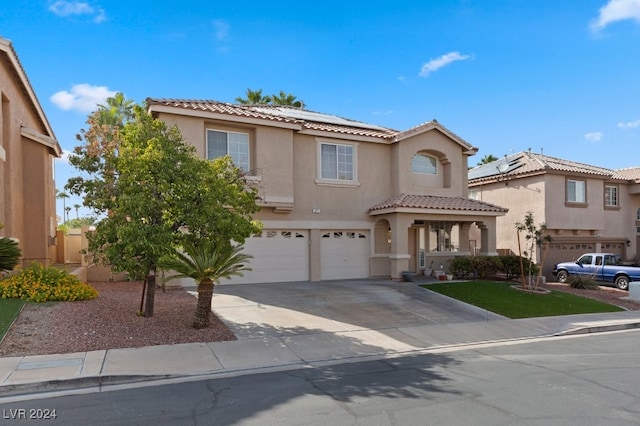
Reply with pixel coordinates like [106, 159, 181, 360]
[2, 281, 640, 398]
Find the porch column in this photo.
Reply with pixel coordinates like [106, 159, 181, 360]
[479, 217, 498, 256]
[389, 214, 411, 280]
[459, 222, 472, 254]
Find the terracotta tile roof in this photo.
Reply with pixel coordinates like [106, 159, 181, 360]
[468, 151, 626, 182]
[368, 194, 508, 213]
[147, 98, 398, 139]
[614, 167, 640, 181]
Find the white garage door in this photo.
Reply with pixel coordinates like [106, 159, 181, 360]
[223, 230, 309, 284]
[320, 230, 370, 280]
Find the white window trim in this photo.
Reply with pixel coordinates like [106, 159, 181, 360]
[566, 178, 586, 204]
[315, 140, 360, 187]
[206, 128, 250, 171]
[604, 184, 619, 207]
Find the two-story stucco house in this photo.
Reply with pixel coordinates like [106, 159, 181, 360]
[468, 150, 640, 279]
[1, 37, 61, 266]
[147, 98, 507, 283]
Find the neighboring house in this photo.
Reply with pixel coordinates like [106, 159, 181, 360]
[468, 150, 640, 279]
[147, 99, 507, 283]
[0, 37, 61, 265]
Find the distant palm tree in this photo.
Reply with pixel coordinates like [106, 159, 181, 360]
[65, 206, 71, 223]
[270, 91, 305, 108]
[73, 204, 81, 220]
[159, 241, 252, 329]
[235, 88, 271, 105]
[477, 154, 499, 166]
[56, 190, 69, 223]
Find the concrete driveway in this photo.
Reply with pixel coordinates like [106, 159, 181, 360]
[210, 279, 504, 342]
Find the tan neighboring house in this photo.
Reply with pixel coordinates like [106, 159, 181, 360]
[0, 37, 61, 265]
[147, 98, 507, 283]
[468, 151, 640, 279]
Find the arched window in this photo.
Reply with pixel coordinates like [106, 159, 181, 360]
[412, 154, 437, 174]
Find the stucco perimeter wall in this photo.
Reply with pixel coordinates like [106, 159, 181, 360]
[392, 130, 469, 197]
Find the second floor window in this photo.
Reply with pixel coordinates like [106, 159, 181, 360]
[207, 129, 249, 171]
[320, 143, 354, 181]
[412, 154, 437, 174]
[566, 179, 586, 204]
[604, 185, 618, 207]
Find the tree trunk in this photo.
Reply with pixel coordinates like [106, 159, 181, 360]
[144, 272, 156, 318]
[193, 278, 214, 329]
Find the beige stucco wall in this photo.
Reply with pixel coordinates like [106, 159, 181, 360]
[1, 50, 57, 265]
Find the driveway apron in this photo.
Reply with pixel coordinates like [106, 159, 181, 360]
[210, 279, 504, 341]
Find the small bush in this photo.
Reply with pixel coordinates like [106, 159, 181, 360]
[472, 256, 499, 279]
[568, 275, 599, 290]
[0, 263, 98, 302]
[449, 256, 475, 279]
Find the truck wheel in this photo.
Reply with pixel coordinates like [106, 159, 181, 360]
[556, 270, 569, 283]
[615, 275, 630, 290]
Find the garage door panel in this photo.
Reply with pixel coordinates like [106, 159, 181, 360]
[222, 230, 309, 284]
[321, 231, 369, 280]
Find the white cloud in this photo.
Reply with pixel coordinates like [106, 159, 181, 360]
[48, 1, 106, 23]
[212, 19, 230, 41]
[590, 0, 640, 32]
[50, 84, 117, 113]
[55, 149, 73, 164]
[419, 51, 472, 77]
[618, 118, 640, 128]
[584, 131, 604, 142]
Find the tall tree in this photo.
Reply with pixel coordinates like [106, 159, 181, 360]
[270, 91, 305, 108]
[67, 96, 260, 317]
[73, 204, 81, 220]
[235, 88, 271, 105]
[56, 190, 69, 224]
[477, 154, 499, 166]
[159, 241, 252, 329]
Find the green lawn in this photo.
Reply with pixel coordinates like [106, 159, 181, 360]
[423, 281, 624, 319]
[0, 298, 25, 340]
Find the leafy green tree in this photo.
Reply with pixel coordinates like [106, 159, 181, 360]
[270, 90, 305, 108]
[67, 96, 260, 317]
[235, 88, 271, 104]
[0, 224, 21, 272]
[159, 241, 252, 329]
[515, 212, 552, 291]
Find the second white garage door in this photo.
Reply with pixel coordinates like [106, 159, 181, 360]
[223, 230, 309, 284]
[320, 230, 370, 280]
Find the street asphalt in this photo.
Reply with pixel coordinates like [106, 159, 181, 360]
[2, 277, 640, 398]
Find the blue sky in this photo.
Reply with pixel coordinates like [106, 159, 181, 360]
[1, 1, 640, 220]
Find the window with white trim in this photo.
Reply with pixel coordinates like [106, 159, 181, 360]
[207, 129, 249, 171]
[604, 185, 618, 207]
[412, 154, 437, 174]
[320, 143, 354, 181]
[566, 179, 586, 204]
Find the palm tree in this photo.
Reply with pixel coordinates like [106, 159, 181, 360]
[159, 241, 253, 329]
[235, 88, 271, 105]
[65, 206, 71, 223]
[477, 154, 499, 166]
[56, 190, 69, 224]
[270, 91, 305, 108]
[73, 204, 81, 220]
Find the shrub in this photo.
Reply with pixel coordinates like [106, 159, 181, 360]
[499, 255, 539, 280]
[449, 256, 475, 279]
[472, 256, 499, 279]
[0, 263, 98, 302]
[0, 228, 21, 272]
[568, 275, 599, 290]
